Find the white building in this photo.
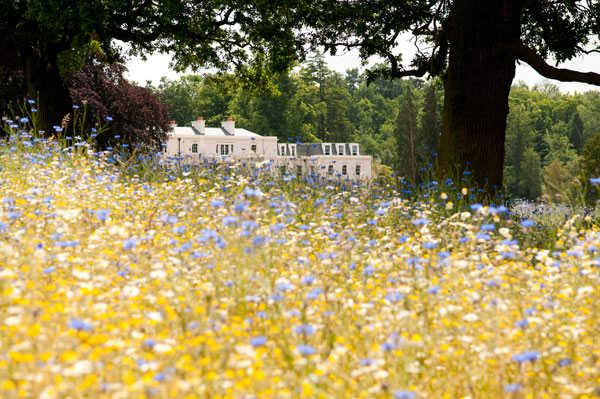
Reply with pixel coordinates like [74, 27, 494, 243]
[165, 118, 372, 179]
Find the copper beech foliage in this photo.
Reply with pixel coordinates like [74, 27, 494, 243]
[69, 56, 170, 152]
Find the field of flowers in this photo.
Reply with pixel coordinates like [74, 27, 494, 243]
[1, 136, 600, 399]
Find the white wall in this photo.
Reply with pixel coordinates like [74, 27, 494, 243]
[166, 136, 278, 159]
[279, 156, 372, 179]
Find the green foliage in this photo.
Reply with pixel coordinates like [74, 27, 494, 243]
[580, 133, 600, 203]
[518, 147, 543, 200]
[543, 159, 572, 202]
[419, 82, 442, 159]
[568, 111, 584, 152]
[149, 55, 600, 202]
[393, 85, 419, 185]
[504, 104, 536, 196]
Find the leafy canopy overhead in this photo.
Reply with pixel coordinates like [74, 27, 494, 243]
[0, 0, 302, 88]
[298, 0, 600, 84]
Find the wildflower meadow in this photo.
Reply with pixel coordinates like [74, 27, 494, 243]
[1, 131, 600, 399]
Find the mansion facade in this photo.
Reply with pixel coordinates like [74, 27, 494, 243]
[164, 118, 372, 179]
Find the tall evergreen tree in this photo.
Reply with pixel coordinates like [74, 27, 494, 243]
[419, 83, 442, 162]
[504, 104, 535, 196]
[394, 84, 418, 185]
[518, 147, 542, 199]
[568, 110, 584, 152]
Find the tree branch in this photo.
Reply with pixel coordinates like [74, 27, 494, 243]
[517, 44, 600, 85]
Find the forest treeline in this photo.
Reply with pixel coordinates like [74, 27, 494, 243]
[150, 53, 600, 201]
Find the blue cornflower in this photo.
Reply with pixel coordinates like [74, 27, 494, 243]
[489, 205, 508, 215]
[69, 318, 93, 331]
[480, 223, 495, 231]
[475, 233, 490, 241]
[393, 390, 416, 399]
[512, 350, 540, 363]
[297, 345, 316, 356]
[294, 324, 315, 335]
[470, 203, 483, 211]
[250, 336, 268, 347]
[558, 358, 572, 367]
[106, 116, 113, 121]
[515, 319, 529, 328]
[589, 177, 600, 185]
[428, 285, 440, 294]
[307, 288, 323, 299]
[412, 217, 429, 226]
[423, 241, 438, 249]
[521, 219, 535, 228]
[301, 275, 316, 285]
[54, 240, 79, 248]
[504, 383, 522, 392]
[210, 200, 224, 208]
[122, 237, 139, 250]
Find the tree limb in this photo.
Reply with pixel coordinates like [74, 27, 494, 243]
[517, 43, 600, 85]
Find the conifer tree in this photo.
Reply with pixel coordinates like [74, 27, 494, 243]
[394, 84, 418, 185]
[419, 83, 442, 162]
[568, 111, 584, 152]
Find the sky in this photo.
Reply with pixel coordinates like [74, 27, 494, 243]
[125, 46, 600, 94]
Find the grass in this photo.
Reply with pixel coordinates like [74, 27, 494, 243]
[0, 132, 599, 399]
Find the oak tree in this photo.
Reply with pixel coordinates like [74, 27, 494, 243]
[295, 0, 600, 194]
[0, 0, 300, 134]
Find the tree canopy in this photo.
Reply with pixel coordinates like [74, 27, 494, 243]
[2, 0, 600, 195]
[0, 0, 301, 132]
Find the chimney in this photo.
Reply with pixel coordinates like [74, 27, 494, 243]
[191, 117, 205, 135]
[222, 117, 235, 135]
[170, 121, 176, 130]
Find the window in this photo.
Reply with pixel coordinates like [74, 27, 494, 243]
[338, 145, 344, 155]
[251, 144, 257, 152]
[328, 165, 334, 174]
[218, 144, 230, 155]
[342, 165, 347, 175]
[280, 165, 286, 175]
[324, 145, 331, 155]
[352, 145, 358, 156]
[191, 143, 198, 153]
[355, 164, 361, 176]
[280, 145, 286, 156]
[296, 165, 303, 176]
[290, 146, 295, 156]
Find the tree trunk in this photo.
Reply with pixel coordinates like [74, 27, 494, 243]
[23, 43, 72, 136]
[438, 0, 523, 196]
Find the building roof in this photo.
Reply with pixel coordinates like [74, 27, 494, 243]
[295, 143, 363, 156]
[171, 126, 265, 138]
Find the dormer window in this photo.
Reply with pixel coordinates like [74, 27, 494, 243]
[338, 145, 344, 155]
[324, 144, 331, 155]
[280, 144, 286, 156]
[290, 145, 295, 156]
[351, 145, 358, 156]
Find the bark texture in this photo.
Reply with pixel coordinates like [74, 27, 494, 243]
[438, 0, 523, 193]
[23, 43, 72, 135]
